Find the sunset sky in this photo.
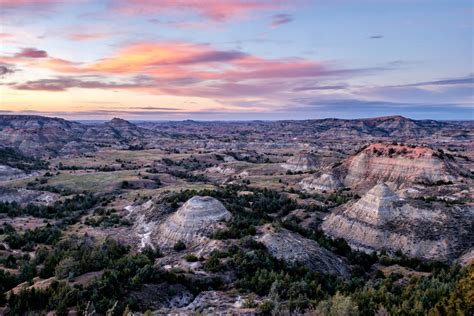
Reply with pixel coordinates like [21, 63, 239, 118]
[0, 0, 473, 120]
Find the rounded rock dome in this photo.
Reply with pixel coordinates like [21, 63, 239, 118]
[156, 196, 232, 248]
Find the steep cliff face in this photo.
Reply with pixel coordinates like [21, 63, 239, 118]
[153, 196, 232, 249]
[321, 184, 474, 262]
[256, 225, 349, 276]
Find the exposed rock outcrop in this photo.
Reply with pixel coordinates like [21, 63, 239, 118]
[281, 152, 318, 172]
[342, 143, 464, 188]
[301, 143, 470, 192]
[322, 183, 474, 262]
[129, 283, 193, 311]
[154, 196, 231, 249]
[256, 226, 349, 276]
[300, 173, 343, 193]
[158, 291, 260, 315]
[0, 164, 26, 181]
[0, 188, 58, 205]
[206, 165, 236, 175]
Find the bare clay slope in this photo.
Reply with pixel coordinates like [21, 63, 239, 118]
[256, 225, 350, 276]
[301, 143, 471, 192]
[153, 196, 232, 249]
[321, 183, 474, 262]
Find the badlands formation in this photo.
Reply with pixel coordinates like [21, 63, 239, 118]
[322, 183, 474, 262]
[153, 196, 232, 249]
[301, 143, 469, 192]
[256, 226, 349, 276]
[281, 152, 319, 172]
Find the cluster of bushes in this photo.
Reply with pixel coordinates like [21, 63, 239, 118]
[0, 194, 104, 223]
[84, 213, 130, 228]
[293, 188, 358, 208]
[224, 151, 271, 164]
[168, 170, 208, 182]
[1, 224, 61, 250]
[173, 156, 212, 171]
[3, 236, 223, 315]
[350, 264, 473, 315]
[0, 148, 48, 172]
[201, 240, 340, 312]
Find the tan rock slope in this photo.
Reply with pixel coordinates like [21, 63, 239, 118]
[321, 183, 474, 262]
[154, 196, 232, 249]
[281, 152, 319, 172]
[342, 144, 464, 188]
[301, 143, 469, 192]
[300, 173, 343, 193]
[256, 226, 349, 276]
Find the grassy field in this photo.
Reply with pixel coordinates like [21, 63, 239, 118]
[46, 170, 140, 193]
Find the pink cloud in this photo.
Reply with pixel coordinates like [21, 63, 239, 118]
[114, 0, 286, 21]
[14, 47, 48, 58]
[5, 40, 376, 101]
[68, 32, 110, 41]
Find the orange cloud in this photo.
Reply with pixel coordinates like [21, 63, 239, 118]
[39, 42, 335, 83]
[42, 42, 247, 78]
[68, 32, 110, 41]
[3, 41, 374, 103]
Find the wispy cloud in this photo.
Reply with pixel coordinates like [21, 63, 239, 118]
[8, 75, 153, 91]
[369, 35, 384, 39]
[113, 0, 286, 22]
[293, 84, 347, 92]
[68, 32, 111, 41]
[271, 13, 293, 28]
[393, 75, 474, 87]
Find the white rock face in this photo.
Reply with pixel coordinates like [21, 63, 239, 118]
[0, 164, 26, 181]
[206, 165, 235, 175]
[300, 173, 343, 193]
[322, 183, 474, 262]
[345, 183, 399, 225]
[281, 153, 318, 172]
[457, 248, 474, 266]
[256, 227, 349, 276]
[161, 291, 260, 314]
[155, 196, 231, 248]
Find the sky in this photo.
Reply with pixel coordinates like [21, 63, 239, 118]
[0, 0, 473, 120]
